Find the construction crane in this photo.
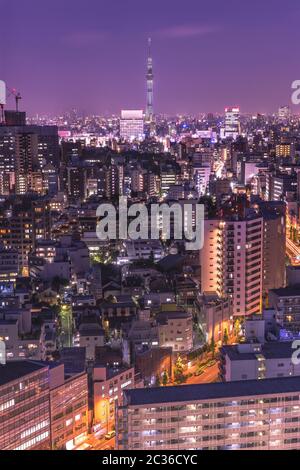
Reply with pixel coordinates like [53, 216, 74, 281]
[7, 87, 22, 112]
[0, 84, 22, 123]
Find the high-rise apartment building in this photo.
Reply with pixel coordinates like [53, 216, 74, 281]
[0, 198, 51, 272]
[0, 207, 35, 272]
[105, 163, 124, 198]
[261, 208, 286, 294]
[200, 213, 263, 316]
[0, 121, 59, 195]
[276, 143, 295, 159]
[0, 130, 15, 192]
[66, 166, 87, 201]
[15, 132, 39, 194]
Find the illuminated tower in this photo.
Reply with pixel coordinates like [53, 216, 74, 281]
[146, 38, 154, 122]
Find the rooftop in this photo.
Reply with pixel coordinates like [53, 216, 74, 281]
[0, 361, 48, 387]
[124, 376, 300, 406]
[221, 341, 296, 361]
[157, 311, 191, 323]
[270, 286, 300, 297]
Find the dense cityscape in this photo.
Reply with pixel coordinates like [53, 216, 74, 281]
[2, 0, 300, 456]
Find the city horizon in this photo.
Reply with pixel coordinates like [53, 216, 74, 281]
[3, 0, 300, 457]
[1, 0, 300, 116]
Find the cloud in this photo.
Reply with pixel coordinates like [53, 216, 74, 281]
[157, 24, 218, 38]
[63, 31, 108, 47]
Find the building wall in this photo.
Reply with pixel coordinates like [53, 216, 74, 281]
[158, 314, 193, 352]
[0, 367, 50, 450]
[201, 217, 263, 316]
[118, 389, 300, 450]
[204, 298, 232, 345]
[269, 291, 300, 333]
[262, 216, 285, 294]
[93, 367, 135, 433]
[50, 372, 88, 450]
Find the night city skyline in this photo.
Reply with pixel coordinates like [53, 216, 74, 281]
[3, 0, 300, 457]
[2, 0, 300, 116]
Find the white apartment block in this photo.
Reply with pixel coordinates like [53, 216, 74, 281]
[200, 215, 263, 316]
[118, 377, 300, 450]
[157, 310, 193, 353]
[220, 341, 300, 382]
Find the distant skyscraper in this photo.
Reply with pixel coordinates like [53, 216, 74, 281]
[146, 38, 154, 122]
[120, 110, 144, 141]
[278, 105, 291, 122]
[224, 107, 240, 140]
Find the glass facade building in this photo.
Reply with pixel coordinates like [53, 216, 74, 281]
[0, 362, 50, 450]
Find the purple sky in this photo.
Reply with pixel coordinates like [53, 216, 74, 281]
[1, 0, 300, 116]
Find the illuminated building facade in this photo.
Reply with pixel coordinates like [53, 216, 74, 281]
[0, 361, 88, 451]
[118, 377, 300, 450]
[120, 110, 144, 141]
[49, 364, 88, 450]
[0, 362, 51, 450]
[224, 107, 240, 140]
[93, 365, 135, 434]
[0, 245, 19, 284]
[200, 215, 263, 317]
[219, 341, 300, 382]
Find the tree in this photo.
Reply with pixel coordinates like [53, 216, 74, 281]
[210, 337, 216, 358]
[174, 356, 185, 384]
[223, 328, 229, 345]
[162, 370, 169, 386]
[234, 318, 241, 337]
[155, 374, 161, 387]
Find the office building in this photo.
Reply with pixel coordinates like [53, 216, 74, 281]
[278, 106, 291, 122]
[120, 110, 144, 141]
[224, 107, 240, 140]
[0, 361, 88, 450]
[0, 362, 51, 450]
[49, 363, 88, 450]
